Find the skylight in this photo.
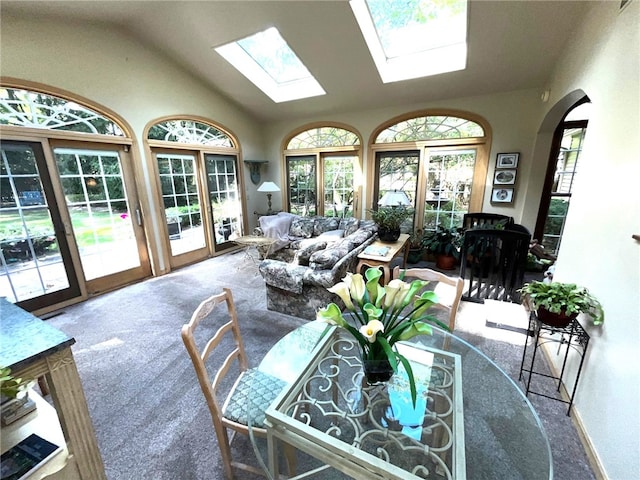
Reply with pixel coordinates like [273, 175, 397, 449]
[350, 0, 468, 83]
[215, 27, 325, 103]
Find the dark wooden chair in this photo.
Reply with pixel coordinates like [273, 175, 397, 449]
[460, 228, 530, 303]
[462, 213, 513, 231]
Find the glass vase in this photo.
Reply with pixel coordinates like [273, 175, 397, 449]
[362, 356, 394, 384]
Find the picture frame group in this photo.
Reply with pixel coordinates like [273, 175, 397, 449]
[492, 152, 519, 204]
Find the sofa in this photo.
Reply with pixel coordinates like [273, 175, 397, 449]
[256, 212, 377, 319]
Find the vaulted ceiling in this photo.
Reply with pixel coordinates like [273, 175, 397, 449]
[1, 1, 589, 122]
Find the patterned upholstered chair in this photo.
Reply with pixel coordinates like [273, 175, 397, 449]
[181, 288, 294, 479]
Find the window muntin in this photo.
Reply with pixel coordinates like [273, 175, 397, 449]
[350, 0, 468, 83]
[148, 120, 234, 147]
[0, 88, 124, 136]
[375, 115, 484, 143]
[215, 27, 325, 103]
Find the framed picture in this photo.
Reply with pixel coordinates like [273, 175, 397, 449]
[491, 187, 514, 204]
[493, 169, 517, 185]
[496, 153, 519, 168]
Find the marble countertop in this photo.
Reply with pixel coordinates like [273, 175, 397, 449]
[0, 298, 75, 372]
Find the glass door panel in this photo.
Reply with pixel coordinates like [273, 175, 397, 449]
[54, 148, 142, 280]
[322, 155, 356, 218]
[375, 151, 419, 232]
[157, 153, 206, 257]
[287, 155, 317, 216]
[205, 154, 242, 247]
[423, 150, 475, 230]
[0, 142, 80, 309]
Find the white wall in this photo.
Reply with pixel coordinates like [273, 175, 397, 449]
[0, 15, 266, 268]
[541, 2, 640, 478]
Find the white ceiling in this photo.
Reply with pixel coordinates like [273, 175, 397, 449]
[1, 1, 589, 122]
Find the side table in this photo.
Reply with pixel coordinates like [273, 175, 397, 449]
[519, 312, 590, 415]
[233, 235, 276, 263]
[356, 233, 410, 285]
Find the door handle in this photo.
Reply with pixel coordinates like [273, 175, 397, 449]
[136, 208, 143, 226]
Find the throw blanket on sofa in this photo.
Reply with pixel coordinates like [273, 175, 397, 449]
[259, 212, 295, 252]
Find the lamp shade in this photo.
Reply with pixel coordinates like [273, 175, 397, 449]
[257, 181, 280, 193]
[378, 190, 411, 207]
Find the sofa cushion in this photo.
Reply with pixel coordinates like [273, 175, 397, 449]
[339, 217, 360, 236]
[289, 217, 315, 238]
[309, 245, 350, 270]
[296, 240, 327, 266]
[317, 229, 344, 241]
[313, 217, 340, 236]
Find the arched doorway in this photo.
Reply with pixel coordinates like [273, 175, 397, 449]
[533, 94, 591, 255]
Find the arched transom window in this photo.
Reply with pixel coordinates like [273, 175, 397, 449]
[287, 127, 360, 149]
[375, 115, 484, 143]
[147, 119, 234, 147]
[285, 125, 362, 218]
[371, 113, 489, 234]
[0, 88, 124, 136]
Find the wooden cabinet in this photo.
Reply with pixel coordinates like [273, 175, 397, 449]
[0, 299, 106, 480]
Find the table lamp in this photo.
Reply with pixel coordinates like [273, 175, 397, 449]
[257, 181, 280, 214]
[378, 190, 411, 207]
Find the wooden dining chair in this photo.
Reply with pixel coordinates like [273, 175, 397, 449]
[181, 288, 294, 479]
[392, 266, 464, 332]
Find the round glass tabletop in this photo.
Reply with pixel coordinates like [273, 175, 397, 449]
[247, 322, 552, 480]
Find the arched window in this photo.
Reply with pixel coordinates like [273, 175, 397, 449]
[284, 125, 362, 218]
[370, 112, 489, 234]
[375, 115, 484, 143]
[1, 87, 125, 136]
[147, 119, 234, 147]
[145, 117, 242, 270]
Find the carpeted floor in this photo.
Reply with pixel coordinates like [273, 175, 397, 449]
[45, 251, 595, 480]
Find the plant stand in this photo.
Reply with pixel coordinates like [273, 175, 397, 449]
[518, 312, 590, 416]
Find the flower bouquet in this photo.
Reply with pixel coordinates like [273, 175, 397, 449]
[316, 268, 447, 406]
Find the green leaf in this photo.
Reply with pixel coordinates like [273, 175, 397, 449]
[397, 353, 417, 408]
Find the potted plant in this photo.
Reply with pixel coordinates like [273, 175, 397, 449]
[407, 230, 424, 264]
[422, 226, 463, 270]
[518, 281, 604, 328]
[317, 268, 446, 407]
[369, 206, 413, 242]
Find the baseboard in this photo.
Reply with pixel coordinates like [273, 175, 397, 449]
[539, 343, 608, 480]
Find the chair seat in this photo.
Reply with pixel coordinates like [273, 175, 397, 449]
[223, 368, 286, 427]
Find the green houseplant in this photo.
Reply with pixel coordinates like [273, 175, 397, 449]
[518, 281, 604, 327]
[316, 268, 445, 406]
[422, 226, 463, 270]
[369, 206, 414, 242]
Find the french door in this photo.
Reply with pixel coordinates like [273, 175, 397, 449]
[155, 150, 243, 269]
[0, 141, 80, 311]
[374, 147, 477, 233]
[0, 140, 151, 312]
[52, 143, 151, 295]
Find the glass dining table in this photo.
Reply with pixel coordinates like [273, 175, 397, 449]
[248, 322, 552, 480]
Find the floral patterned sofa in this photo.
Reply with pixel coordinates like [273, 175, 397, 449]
[256, 213, 377, 320]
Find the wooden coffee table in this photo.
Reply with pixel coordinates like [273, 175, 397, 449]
[356, 233, 410, 284]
